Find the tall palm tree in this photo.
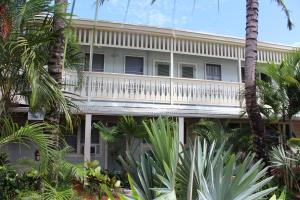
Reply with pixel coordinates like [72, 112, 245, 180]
[48, 0, 68, 126]
[244, 0, 293, 162]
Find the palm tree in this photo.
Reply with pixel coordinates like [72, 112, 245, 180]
[243, 0, 293, 162]
[47, 0, 68, 129]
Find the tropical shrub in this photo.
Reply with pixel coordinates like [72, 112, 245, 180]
[119, 117, 276, 200]
[270, 138, 300, 198]
[72, 160, 121, 199]
[0, 166, 41, 200]
[94, 116, 148, 153]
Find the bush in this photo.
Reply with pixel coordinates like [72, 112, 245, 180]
[0, 166, 41, 200]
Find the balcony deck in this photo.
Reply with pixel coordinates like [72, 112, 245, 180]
[63, 71, 244, 107]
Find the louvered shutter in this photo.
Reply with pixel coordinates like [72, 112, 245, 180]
[157, 63, 170, 76]
[206, 64, 221, 80]
[125, 56, 144, 75]
[182, 66, 194, 78]
[85, 53, 104, 72]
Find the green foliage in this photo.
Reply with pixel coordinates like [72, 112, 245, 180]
[72, 160, 121, 198]
[269, 187, 287, 200]
[0, 166, 41, 200]
[191, 120, 253, 154]
[42, 182, 74, 200]
[287, 137, 300, 154]
[270, 144, 300, 195]
[120, 117, 274, 200]
[198, 153, 275, 200]
[119, 117, 178, 199]
[0, 0, 82, 132]
[0, 117, 56, 170]
[192, 120, 231, 145]
[0, 153, 9, 166]
[94, 116, 148, 153]
[257, 51, 300, 122]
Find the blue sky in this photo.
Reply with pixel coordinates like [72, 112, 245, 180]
[73, 0, 300, 46]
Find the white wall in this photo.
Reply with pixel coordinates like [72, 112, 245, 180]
[83, 46, 240, 82]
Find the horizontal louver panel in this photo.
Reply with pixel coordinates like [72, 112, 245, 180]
[182, 66, 194, 78]
[157, 64, 170, 76]
[206, 64, 221, 81]
[125, 56, 144, 75]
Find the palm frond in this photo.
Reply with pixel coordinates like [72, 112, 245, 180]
[42, 182, 74, 200]
[0, 117, 56, 170]
[272, 0, 293, 30]
[94, 122, 119, 142]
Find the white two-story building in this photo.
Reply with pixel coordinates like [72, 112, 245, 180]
[9, 19, 298, 171]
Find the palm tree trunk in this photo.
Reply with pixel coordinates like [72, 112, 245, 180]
[244, 0, 267, 163]
[47, 0, 67, 185]
[47, 0, 67, 129]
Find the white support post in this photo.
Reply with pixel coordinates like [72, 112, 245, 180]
[76, 120, 81, 155]
[88, 30, 94, 102]
[84, 114, 92, 162]
[238, 51, 243, 107]
[238, 58, 242, 83]
[170, 38, 174, 105]
[178, 117, 184, 151]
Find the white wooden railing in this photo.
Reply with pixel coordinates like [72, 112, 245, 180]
[73, 25, 291, 64]
[63, 71, 244, 107]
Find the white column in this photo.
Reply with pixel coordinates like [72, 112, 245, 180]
[178, 117, 185, 151]
[238, 58, 242, 83]
[87, 31, 94, 102]
[170, 38, 174, 105]
[76, 120, 81, 155]
[238, 49, 243, 107]
[84, 114, 92, 162]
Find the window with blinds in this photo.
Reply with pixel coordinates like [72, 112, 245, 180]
[156, 62, 170, 76]
[206, 64, 221, 81]
[181, 65, 195, 78]
[125, 56, 144, 75]
[85, 53, 104, 72]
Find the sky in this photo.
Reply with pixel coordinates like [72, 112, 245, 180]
[73, 0, 300, 46]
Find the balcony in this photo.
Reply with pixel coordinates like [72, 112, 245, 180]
[63, 71, 244, 107]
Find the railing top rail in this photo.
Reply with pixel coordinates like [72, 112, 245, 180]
[72, 19, 296, 51]
[64, 70, 244, 85]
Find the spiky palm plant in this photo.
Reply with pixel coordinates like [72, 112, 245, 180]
[269, 142, 300, 196]
[119, 117, 275, 200]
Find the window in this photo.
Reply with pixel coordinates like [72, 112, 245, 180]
[156, 62, 170, 76]
[80, 120, 101, 155]
[64, 134, 77, 153]
[206, 64, 221, 81]
[181, 64, 195, 78]
[125, 56, 144, 75]
[241, 67, 245, 83]
[85, 53, 104, 72]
